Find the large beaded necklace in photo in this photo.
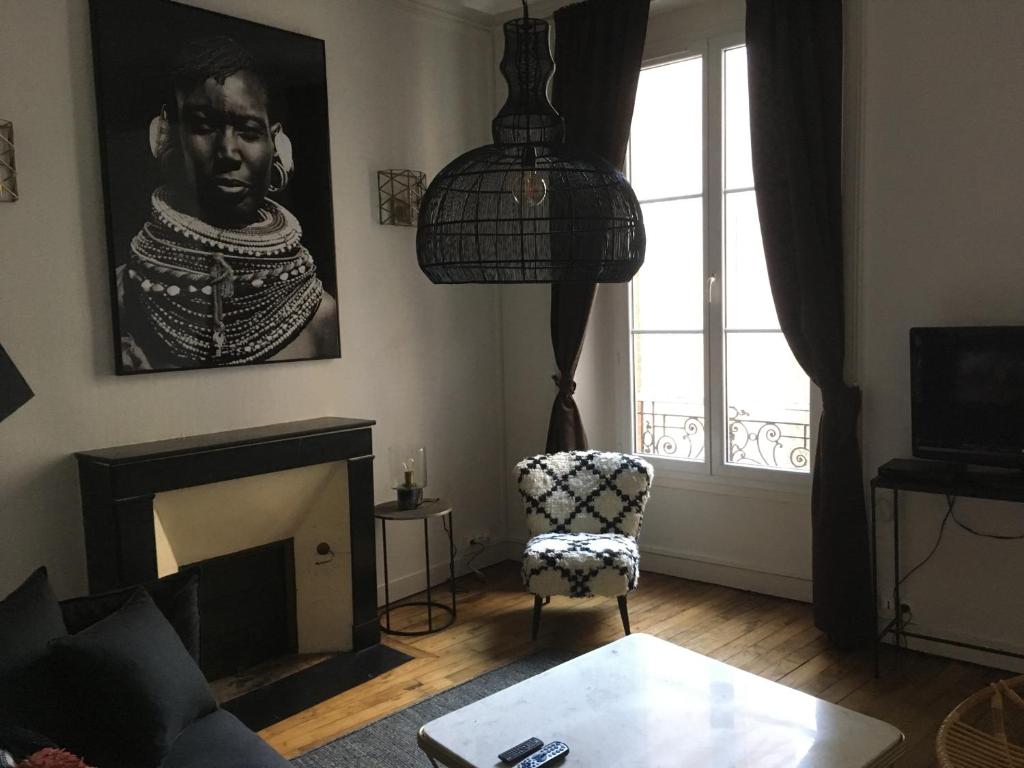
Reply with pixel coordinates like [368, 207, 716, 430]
[127, 186, 324, 365]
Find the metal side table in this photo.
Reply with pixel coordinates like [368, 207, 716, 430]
[375, 498, 456, 636]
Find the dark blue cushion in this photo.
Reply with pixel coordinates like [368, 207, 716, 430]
[34, 589, 217, 768]
[59, 567, 201, 662]
[0, 567, 66, 682]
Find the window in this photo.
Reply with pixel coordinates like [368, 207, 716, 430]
[628, 40, 811, 476]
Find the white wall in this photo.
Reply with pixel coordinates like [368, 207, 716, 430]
[499, 0, 813, 601]
[858, 0, 1024, 668]
[0, 0, 505, 602]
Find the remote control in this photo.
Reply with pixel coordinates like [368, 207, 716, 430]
[499, 737, 543, 765]
[515, 741, 569, 768]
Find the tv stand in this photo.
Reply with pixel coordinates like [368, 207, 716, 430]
[877, 457, 966, 484]
[871, 458, 1024, 676]
[967, 463, 1024, 477]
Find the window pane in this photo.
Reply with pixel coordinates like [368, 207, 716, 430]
[725, 331, 810, 472]
[633, 333, 705, 462]
[724, 190, 779, 330]
[630, 57, 703, 201]
[631, 198, 704, 331]
[724, 45, 753, 190]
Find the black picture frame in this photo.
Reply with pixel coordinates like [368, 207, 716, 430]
[0, 342, 33, 423]
[89, 0, 340, 375]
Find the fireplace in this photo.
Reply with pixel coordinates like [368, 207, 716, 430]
[75, 418, 380, 670]
[150, 458, 358, 678]
[193, 539, 297, 680]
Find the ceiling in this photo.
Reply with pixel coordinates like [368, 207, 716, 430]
[459, 0, 529, 13]
[419, 0, 714, 24]
[459, 0, 711, 12]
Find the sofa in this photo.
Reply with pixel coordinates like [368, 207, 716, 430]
[0, 567, 289, 768]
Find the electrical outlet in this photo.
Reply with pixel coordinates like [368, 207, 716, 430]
[879, 596, 895, 614]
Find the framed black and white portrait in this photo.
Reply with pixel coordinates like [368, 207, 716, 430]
[90, 0, 340, 374]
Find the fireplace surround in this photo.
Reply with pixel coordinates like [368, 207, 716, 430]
[75, 417, 379, 678]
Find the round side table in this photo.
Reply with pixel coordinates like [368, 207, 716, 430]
[375, 499, 456, 636]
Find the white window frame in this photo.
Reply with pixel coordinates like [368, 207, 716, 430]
[623, 31, 819, 498]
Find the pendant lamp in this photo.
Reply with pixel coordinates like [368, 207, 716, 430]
[416, 1, 645, 284]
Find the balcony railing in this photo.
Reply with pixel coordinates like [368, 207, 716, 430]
[635, 401, 810, 472]
[635, 401, 706, 461]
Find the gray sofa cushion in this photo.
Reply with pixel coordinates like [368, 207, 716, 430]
[163, 710, 291, 768]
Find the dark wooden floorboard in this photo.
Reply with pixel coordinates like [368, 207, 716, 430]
[261, 561, 1011, 766]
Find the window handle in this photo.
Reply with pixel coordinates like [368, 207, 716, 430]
[707, 273, 718, 304]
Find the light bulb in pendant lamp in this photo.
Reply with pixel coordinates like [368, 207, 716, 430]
[389, 445, 427, 510]
[508, 145, 548, 208]
[416, 2, 645, 284]
[509, 169, 548, 207]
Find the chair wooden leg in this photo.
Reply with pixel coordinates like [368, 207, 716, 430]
[617, 595, 631, 635]
[531, 595, 544, 641]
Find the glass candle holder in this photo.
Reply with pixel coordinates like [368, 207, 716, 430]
[389, 445, 427, 510]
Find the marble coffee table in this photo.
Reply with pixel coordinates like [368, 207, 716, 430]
[418, 633, 903, 768]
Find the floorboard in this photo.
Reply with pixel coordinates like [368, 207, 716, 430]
[260, 562, 1012, 765]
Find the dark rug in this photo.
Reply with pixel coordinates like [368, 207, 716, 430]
[292, 649, 575, 767]
[225, 645, 412, 732]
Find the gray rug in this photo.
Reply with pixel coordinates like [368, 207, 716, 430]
[292, 649, 576, 767]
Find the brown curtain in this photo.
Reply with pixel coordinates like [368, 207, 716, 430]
[546, 0, 651, 453]
[746, 0, 872, 648]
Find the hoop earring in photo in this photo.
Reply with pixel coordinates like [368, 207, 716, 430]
[268, 130, 294, 193]
[148, 105, 173, 160]
[268, 159, 289, 193]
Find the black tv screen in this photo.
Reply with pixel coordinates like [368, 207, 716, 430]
[911, 326, 1024, 468]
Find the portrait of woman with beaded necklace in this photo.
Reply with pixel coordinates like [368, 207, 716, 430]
[116, 34, 339, 371]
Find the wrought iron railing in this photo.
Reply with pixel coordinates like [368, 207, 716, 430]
[635, 401, 706, 461]
[635, 401, 810, 472]
[727, 407, 810, 471]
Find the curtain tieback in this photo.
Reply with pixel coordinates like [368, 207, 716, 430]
[552, 374, 577, 396]
[820, 383, 863, 444]
[822, 382, 861, 414]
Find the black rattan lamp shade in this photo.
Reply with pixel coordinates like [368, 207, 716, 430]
[416, 12, 645, 284]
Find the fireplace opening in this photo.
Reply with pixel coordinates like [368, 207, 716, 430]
[191, 539, 297, 680]
[188, 536, 412, 733]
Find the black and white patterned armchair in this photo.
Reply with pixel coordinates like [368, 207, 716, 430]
[517, 450, 653, 639]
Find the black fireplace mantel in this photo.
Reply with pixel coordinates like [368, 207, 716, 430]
[75, 417, 379, 650]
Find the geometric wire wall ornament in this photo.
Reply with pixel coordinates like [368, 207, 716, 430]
[0, 120, 17, 203]
[378, 169, 426, 227]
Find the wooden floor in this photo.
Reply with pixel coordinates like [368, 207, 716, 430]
[261, 562, 1011, 766]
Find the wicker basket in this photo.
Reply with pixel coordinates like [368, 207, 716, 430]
[937, 675, 1024, 767]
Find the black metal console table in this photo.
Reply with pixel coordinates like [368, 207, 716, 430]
[871, 458, 1024, 675]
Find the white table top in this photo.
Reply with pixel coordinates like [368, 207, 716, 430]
[418, 633, 904, 768]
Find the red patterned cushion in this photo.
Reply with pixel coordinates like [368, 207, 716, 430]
[17, 749, 91, 768]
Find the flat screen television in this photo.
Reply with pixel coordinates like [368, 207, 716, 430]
[911, 326, 1024, 469]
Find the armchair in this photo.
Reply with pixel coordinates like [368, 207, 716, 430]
[517, 451, 653, 639]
